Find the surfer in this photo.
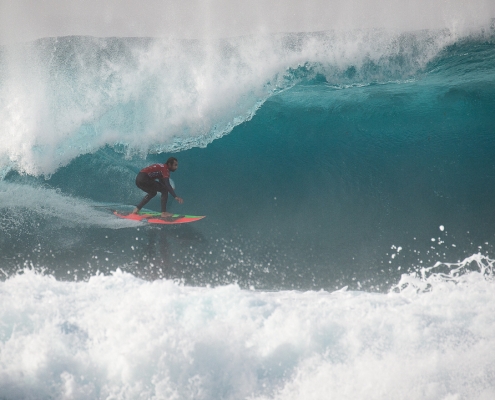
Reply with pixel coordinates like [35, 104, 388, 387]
[132, 157, 184, 217]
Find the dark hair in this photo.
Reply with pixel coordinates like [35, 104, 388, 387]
[166, 157, 178, 166]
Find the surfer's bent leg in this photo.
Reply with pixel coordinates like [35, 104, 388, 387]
[135, 172, 159, 211]
[136, 193, 157, 210]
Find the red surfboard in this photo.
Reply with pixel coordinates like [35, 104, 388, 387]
[114, 211, 205, 225]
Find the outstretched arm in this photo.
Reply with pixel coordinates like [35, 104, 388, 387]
[160, 177, 183, 203]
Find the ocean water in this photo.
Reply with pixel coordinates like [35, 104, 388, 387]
[1, 22, 495, 399]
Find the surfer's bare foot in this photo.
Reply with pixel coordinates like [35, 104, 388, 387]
[132, 207, 140, 214]
[161, 212, 173, 217]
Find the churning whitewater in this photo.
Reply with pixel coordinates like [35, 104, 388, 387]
[1, 255, 495, 399]
[1, 6, 495, 400]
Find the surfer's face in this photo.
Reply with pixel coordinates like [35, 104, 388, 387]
[169, 161, 178, 172]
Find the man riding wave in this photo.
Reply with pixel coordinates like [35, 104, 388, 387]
[132, 157, 184, 217]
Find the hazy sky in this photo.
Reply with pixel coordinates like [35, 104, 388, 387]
[1, 0, 494, 44]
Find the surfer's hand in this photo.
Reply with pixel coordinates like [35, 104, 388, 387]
[175, 197, 184, 204]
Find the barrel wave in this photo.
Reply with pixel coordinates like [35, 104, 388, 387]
[1, 25, 495, 399]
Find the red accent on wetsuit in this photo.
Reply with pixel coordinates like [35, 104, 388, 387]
[140, 163, 170, 180]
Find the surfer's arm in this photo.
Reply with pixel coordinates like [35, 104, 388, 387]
[159, 177, 178, 199]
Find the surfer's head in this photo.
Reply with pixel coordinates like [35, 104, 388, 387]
[167, 157, 178, 172]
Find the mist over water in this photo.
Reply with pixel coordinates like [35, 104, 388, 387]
[1, 1, 495, 398]
[2, 0, 495, 43]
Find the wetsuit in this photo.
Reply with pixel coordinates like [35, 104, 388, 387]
[135, 163, 178, 212]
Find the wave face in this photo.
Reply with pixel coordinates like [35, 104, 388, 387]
[1, 29, 495, 289]
[1, 26, 495, 398]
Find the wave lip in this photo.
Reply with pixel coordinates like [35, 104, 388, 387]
[1, 27, 493, 177]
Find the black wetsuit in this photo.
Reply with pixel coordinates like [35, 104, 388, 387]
[135, 164, 177, 212]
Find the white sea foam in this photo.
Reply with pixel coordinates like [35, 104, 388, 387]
[1, 255, 494, 399]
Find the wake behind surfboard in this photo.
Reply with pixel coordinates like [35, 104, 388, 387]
[114, 211, 205, 225]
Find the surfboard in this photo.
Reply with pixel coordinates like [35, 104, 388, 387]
[114, 211, 205, 225]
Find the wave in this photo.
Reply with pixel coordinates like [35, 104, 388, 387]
[1, 28, 495, 289]
[1, 27, 493, 177]
[1, 24, 495, 398]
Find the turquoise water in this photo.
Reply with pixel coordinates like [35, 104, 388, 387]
[1, 28, 495, 399]
[1, 32, 495, 290]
